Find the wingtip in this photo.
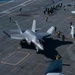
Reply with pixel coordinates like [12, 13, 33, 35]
[3, 30, 11, 38]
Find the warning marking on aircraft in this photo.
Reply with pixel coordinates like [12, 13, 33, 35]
[1, 51, 29, 65]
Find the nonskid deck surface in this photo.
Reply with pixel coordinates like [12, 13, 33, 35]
[0, 0, 75, 75]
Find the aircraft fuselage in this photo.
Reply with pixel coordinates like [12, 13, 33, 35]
[23, 29, 44, 50]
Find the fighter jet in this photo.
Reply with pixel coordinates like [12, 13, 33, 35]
[45, 59, 63, 75]
[3, 20, 54, 53]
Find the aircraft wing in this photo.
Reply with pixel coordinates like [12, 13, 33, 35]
[35, 32, 51, 42]
[36, 32, 51, 38]
[11, 34, 24, 40]
[9, 29, 21, 33]
[45, 59, 63, 75]
[3, 30, 23, 40]
[36, 26, 55, 38]
[9, 29, 25, 33]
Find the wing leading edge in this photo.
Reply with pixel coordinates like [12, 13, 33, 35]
[36, 26, 55, 38]
[3, 30, 24, 40]
[11, 34, 24, 40]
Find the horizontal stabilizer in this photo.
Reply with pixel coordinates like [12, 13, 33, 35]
[9, 29, 25, 33]
[47, 26, 55, 35]
[9, 29, 21, 32]
[3, 31, 11, 38]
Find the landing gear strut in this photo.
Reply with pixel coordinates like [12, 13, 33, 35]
[20, 40, 26, 44]
[19, 39, 26, 48]
[36, 47, 40, 54]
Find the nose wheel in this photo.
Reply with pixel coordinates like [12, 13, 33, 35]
[36, 46, 40, 54]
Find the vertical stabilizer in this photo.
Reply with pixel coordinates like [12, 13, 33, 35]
[32, 19, 36, 32]
[47, 26, 55, 35]
[15, 21, 22, 34]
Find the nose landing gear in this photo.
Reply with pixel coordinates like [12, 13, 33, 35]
[35, 46, 40, 54]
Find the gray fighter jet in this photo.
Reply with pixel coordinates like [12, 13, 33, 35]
[3, 20, 54, 53]
[45, 59, 63, 75]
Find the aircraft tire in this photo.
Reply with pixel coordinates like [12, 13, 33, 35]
[35, 47, 40, 54]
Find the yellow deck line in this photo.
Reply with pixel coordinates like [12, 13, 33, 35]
[1, 51, 30, 65]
